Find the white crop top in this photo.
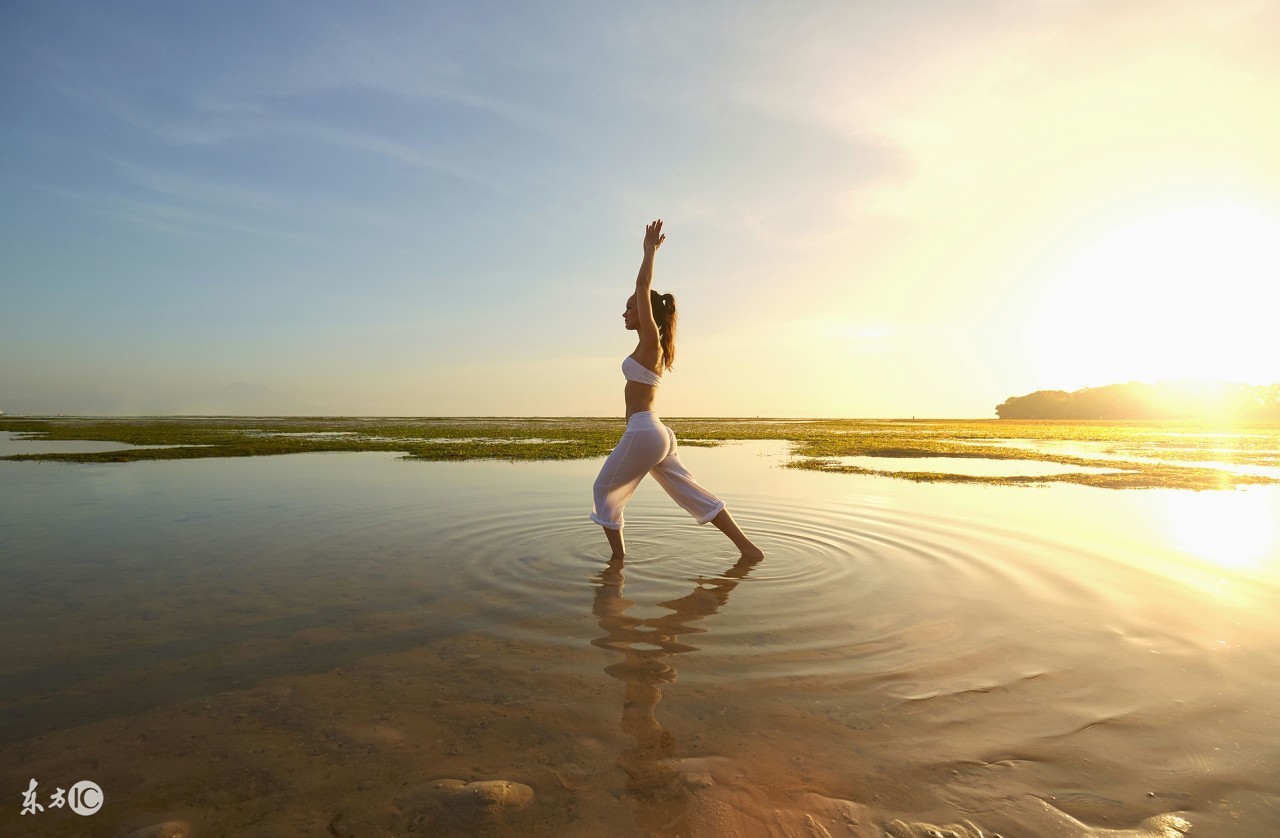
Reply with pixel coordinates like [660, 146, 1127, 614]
[622, 355, 662, 386]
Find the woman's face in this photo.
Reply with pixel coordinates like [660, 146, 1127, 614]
[623, 294, 638, 331]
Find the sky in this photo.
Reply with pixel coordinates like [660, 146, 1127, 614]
[3, 0, 1280, 418]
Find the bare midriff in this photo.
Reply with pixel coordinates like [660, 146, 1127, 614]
[624, 381, 657, 420]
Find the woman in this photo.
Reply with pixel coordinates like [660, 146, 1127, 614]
[590, 219, 764, 561]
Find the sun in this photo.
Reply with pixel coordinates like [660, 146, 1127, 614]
[1027, 197, 1280, 389]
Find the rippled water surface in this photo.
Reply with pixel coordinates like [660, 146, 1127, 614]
[2, 438, 1278, 836]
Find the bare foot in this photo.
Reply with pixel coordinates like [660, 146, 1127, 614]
[708, 509, 763, 560]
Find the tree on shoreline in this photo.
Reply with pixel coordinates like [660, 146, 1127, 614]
[996, 381, 1280, 420]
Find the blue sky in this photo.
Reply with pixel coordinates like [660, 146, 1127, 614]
[4, 1, 1279, 416]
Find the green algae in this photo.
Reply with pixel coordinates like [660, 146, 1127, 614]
[3, 416, 1279, 491]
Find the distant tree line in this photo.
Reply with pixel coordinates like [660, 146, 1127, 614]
[996, 381, 1280, 420]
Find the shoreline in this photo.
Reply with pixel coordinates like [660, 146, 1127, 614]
[4, 416, 1279, 490]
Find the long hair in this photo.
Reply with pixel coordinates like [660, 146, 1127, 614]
[650, 290, 677, 372]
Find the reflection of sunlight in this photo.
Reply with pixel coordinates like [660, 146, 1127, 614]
[1161, 489, 1277, 570]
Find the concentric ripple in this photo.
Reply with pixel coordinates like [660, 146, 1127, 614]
[398, 484, 1141, 685]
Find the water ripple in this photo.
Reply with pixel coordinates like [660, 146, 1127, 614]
[401, 490, 1133, 685]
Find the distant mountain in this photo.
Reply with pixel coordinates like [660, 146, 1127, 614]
[996, 381, 1280, 420]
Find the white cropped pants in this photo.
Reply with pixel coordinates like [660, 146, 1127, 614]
[590, 412, 726, 530]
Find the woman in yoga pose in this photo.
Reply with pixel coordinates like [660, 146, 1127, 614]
[590, 219, 763, 561]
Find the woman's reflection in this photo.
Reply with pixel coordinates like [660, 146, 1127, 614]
[591, 553, 763, 799]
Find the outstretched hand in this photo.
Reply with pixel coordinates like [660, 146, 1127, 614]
[643, 219, 666, 255]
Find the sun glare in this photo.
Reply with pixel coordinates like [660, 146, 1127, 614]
[1161, 488, 1278, 572]
[1028, 199, 1280, 388]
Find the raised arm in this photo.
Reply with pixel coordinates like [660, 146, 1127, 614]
[635, 219, 666, 352]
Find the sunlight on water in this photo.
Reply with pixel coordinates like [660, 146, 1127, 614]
[1160, 487, 1277, 571]
[2, 439, 1278, 835]
[830, 454, 1122, 477]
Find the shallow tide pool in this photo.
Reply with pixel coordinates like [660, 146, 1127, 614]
[2, 438, 1278, 836]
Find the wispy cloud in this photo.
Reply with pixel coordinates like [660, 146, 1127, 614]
[287, 121, 515, 192]
[41, 184, 310, 243]
[109, 159, 285, 213]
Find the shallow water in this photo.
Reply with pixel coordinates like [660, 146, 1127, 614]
[0, 430, 154, 456]
[826, 454, 1123, 477]
[2, 438, 1278, 836]
[0, 430, 209, 458]
[959, 437, 1280, 480]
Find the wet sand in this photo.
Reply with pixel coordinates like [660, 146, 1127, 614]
[2, 442, 1277, 835]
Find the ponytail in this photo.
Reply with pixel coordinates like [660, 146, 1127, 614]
[649, 290, 677, 372]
